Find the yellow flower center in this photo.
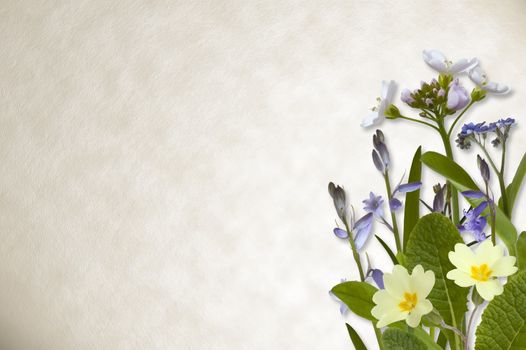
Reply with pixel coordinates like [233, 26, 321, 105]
[470, 263, 492, 282]
[398, 292, 418, 312]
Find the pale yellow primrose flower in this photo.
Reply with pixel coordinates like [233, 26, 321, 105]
[447, 240, 518, 301]
[371, 265, 435, 328]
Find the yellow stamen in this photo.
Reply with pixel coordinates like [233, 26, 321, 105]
[398, 292, 418, 312]
[470, 263, 492, 282]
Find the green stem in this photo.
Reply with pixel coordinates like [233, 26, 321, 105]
[499, 140, 510, 217]
[438, 121, 460, 224]
[384, 172, 402, 252]
[343, 219, 365, 281]
[447, 101, 475, 138]
[398, 115, 440, 131]
[373, 326, 384, 350]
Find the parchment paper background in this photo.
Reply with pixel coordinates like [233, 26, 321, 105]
[1, 1, 525, 349]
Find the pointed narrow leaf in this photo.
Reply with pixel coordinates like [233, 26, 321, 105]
[330, 281, 377, 321]
[421, 151, 517, 254]
[436, 331, 448, 349]
[405, 213, 467, 350]
[475, 271, 526, 349]
[345, 323, 367, 350]
[501, 152, 526, 217]
[404, 146, 422, 249]
[375, 235, 399, 265]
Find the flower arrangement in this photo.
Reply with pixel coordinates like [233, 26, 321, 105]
[327, 50, 526, 350]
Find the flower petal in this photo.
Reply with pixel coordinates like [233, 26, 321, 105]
[333, 228, 349, 239]
[411, 266, 435, 298]
[475, 279, 503, 301]
[491, 256, 518, 277]
[353, 213, 373, 250]
[446, 268, 475, 287]
[461, 190, 486, 199]
[383, 265, 410, 298]
[381, 80, 397, 103]
[475, 240, 502, 266]
[449, 58, 478, 74]
[406, 310, 423, 328]
[361, 111, 381, 128]
[371, 269, 385, 289]
[449, 243, 476, 272]
[375, 308, 406, 328]
[389, 198, 402, 212]
[423, 49, 448, 72]
[396, 182, 422, 193]
[483, 82, 510, 94]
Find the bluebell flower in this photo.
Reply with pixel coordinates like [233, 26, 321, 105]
[353, 213, 374, 249]
[367, 269, 385, 289]
[363, 192, 384, 217]
[458, 202, 488, 242]
[329, 279, 349, 315]
[332, 228, 349, 239]
[388, 182, 422, 212]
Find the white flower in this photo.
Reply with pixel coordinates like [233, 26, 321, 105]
[447, 240, 517, 301]
[361, 80, 396, 128]
[422, 49, 478, 74]
[371, 265, 435, 328]
[469, 66, 510, 94]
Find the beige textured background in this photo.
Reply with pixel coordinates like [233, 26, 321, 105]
[1, 1, 525, 349]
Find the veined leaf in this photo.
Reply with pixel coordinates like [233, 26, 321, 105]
[382, 328, 427, 350]
[421, 151, 517, 254]
[502, 152, 526, 217]
[345, 323, 367, 350]
[475, 271, 526, 349]
[389, 322, 442, 350]
[331, 281, 377, 321]
[516, 232, 526, 271]
[404, 213, 467, 350]
[404, 146, 422, 250]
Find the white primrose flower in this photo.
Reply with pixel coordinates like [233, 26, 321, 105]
[361, 80, 396, 128]
[469, 66, 510, 94]
[447, 240, 518, 301]
[371, 265, 435, 328]
[422, 49, 478, 75]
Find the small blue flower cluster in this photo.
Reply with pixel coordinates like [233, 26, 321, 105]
[456, 118, 516, 149]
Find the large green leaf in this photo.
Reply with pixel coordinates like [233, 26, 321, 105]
[421, 151, 517, 254]
[502, 152, 526, 217]
[475, 271, 526, 349]
[516, 232, 526, 272]
[405, 213, 467, 350]
[345, 323, 367, 350]
[403, 146, 422, 250]
[331, 281, 377, 321]
[389, 322, 442, 350]
[382, 328, 427, 350]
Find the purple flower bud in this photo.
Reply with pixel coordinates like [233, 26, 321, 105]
[477, 155, 490, 182]
[396, 182, 422, 193]
[372, 150, 384, 173]
[461, 190, 485, 199]
[376, 142, 390, 170]
[437, 89, 445, 97]
[401, 89, 415, 104]
[353, 213, 373, 250]
[425, 98, 433, 106]
[433, 185, 446, 213]
[447, 79, 470, 111]
[389, 198, 402, 211]
[371, 269, 384, 289]
[328, 182, 347, 220]
[333, 228, 349, 239]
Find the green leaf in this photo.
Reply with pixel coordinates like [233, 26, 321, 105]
[436, 331, 447, 349]
[503, 152, 526, 217]
[345, 323, 367, 350]
[382, 328, 427, 350]
[376, 235, 399, 265]
[404, 213, 468, 350]
[331, 281, 377, 321]
[475, 271, 526, 349]
[404, 146, 422, 249]
[421, 151, 517, 254]
[389, 322, 442, 350]
[516, 232, 526, 271]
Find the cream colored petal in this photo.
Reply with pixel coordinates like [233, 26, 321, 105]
[446, 269, 475, 287]
[414, 299, 433, 316]
[406, 310, 422, 328]
[449, 243, 476, 272]
[372, 289, 398, 307]
[376, 308, 406, 328]
[475, 240, 502, 266]
[412, 267, 435, 298]
[384, 265, 410, 298]
[491, 256, 518, 277]
[476, 280, 503, 301]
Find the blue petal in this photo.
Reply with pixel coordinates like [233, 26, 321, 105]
[472, 201, 489, 217]
[389, 198, 402, 211]
[371, 269, 384, 289]
[353, 213, 373, 250]
[333, 228, 349, 239]
[396, 182, 422, 193]
[461, 190, 485, 199]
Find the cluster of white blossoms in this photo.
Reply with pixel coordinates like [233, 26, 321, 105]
[362, 49, 510, 128]
[372, 240, 517, 328]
